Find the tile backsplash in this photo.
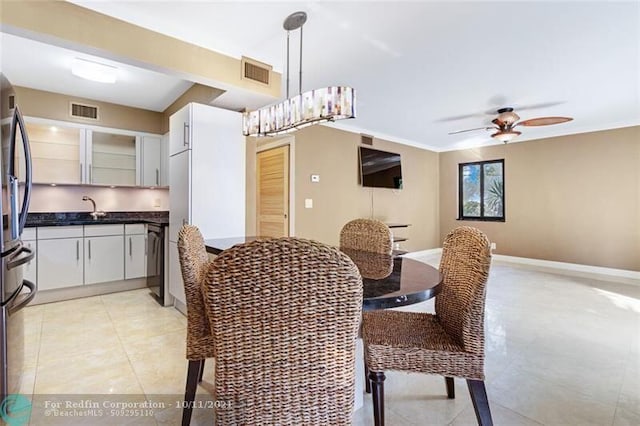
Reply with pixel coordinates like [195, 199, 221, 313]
[27, 185, 169, 212]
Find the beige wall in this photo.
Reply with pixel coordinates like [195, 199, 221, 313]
[246, 125, 440, 251]
[439, 126, 640, 271]
[14, 87, 163, 134]
[28, 185, 169, 213]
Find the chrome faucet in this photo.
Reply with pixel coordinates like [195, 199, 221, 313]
[82, 196, 106, 220]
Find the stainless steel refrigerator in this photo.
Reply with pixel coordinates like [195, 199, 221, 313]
[0, 73, 36, 405]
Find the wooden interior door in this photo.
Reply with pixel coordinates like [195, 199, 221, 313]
[257, 145, 290, 237]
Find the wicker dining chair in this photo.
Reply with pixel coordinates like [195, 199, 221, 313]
[340, 218, 393, 255]
[202, 237, 363, 425]
[362, 226, 493, 426]
[177, 225, 215, 426]
[340, 218, 393, 394]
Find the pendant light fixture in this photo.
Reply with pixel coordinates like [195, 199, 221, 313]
[242, 11, 356, 137]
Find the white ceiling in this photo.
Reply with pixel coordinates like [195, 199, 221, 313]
[5, 1, 640, 151]
[0, 33, 193, 112]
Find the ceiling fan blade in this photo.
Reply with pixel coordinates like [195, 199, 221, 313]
[485, 101, 566, 115]
[518, 117, 573, 127]
[436, 112, 486, 122]
[448, 126, 496, 135]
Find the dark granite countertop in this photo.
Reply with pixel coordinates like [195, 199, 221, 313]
[26, 211, 169, 227]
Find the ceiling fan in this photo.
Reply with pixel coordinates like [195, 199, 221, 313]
[448, 107, 573, 143]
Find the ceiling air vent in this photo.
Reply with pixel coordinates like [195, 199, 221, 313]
[70, 102, 99, 120]
[361, 134, 374, 146]
[241, 56, 272, 86]
[8, 95, 15, 110]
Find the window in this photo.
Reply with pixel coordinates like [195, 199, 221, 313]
[458, 159, 504, 221]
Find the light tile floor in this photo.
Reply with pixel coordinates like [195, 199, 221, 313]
[19, 258, 640, 425]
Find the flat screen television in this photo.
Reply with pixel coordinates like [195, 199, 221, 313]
[359, 146, 403, 189]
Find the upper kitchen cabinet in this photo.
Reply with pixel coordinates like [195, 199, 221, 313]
[18, 122, 85, 184]
[169, 105, 191, 156]
[140, 135, 162, 187]
[87, 130, 137, 186]
[15, 118, 166, 187]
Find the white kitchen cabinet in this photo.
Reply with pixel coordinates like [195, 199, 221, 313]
[160, 132, 169, 186]
[22, 228, 37, 285]
[37, 226, 84, 290]
[141, 135, 162, 186]
[168, 103, 245, 305]
[18, 122, 85, 184]
[168, 241, 185, 305]
[84, 224, 124, 285]
[20, 117, 163, 187]
[87, 130, 138, 186]
[169, 105, 191, 156]
[125, 224, 146, 279]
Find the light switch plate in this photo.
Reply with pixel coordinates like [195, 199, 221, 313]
[305, 199, 313, 208]
[311, 174, 320, 183]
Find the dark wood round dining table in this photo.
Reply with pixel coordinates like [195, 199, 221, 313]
[205, 237, 443, 312]
[340, 248, 442, 311]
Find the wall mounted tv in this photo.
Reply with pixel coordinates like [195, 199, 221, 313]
[359, 146, 403, 189]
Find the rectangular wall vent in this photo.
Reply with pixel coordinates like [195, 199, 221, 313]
[241, 56, 272, 86]
[361, 134, 374, 145]
[8, 95, 15, 110]
[70, 102, 99, 120]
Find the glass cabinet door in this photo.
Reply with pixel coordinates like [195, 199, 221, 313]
[18, 123, 83, 184]
[88, 131, 137, 186]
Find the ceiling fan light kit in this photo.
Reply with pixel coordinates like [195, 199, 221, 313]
[449, 106, 573, 143]
[492, 130, 521, 143]
[242, 11, 356, 137]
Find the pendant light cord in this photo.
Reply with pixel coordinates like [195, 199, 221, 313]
[286, 30, 290, 99]
[299, 25, 303, 95]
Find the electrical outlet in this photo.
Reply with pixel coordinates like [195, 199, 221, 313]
[490, 242, 496, 250]
[305, 199, 313, 208]
[153, 198, 161, 208]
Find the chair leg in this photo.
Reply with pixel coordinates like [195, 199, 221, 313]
[369, 371, 386, 426]
[365, 362, 371, 393]
[198, 359, 205, 382]
[466, 379, 493, 426]
[445, 376, 455, 399]
[182, 360, 201, 426]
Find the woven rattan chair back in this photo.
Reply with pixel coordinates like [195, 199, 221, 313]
[204, 237, 363, 425]
[340, 218, 393, 254]
[435, 226, 491, 355]
[177, 225, 212, 360]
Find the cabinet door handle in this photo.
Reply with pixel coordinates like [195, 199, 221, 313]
[156, 168, 159, 185]
[88, 240, 91, 260]
[76, 240, 80, 260]
[89, 164, 92, 183]
[80, 163, 83, 182]
[183, 123, 189, 146]
[144, 236, 148, 256]
[129, 237, 132, 257]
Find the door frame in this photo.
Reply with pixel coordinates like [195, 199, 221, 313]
[256, 136, 295, 236]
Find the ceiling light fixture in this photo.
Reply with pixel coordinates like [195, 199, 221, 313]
[242, 11, 356, 137]
[71, 58, 118, 84]
[491, 130, 521, 143]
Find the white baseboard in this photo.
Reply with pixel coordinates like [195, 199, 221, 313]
[492, 254, 640, 286]
[405, 248, 640, 286]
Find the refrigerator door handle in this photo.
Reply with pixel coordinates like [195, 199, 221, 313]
[6, 243, 34, 270]
[7, 280, 36, 315]
[8, 106, 33, 236]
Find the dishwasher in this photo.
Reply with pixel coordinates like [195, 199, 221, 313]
[146, 223, 166, 305]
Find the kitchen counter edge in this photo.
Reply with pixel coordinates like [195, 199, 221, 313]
[25, 211, 169, 227]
